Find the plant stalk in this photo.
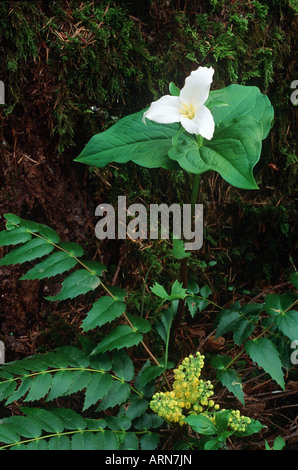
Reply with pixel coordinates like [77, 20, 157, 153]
[170, 173, 201, 344]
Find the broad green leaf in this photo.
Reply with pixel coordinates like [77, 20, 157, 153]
[245, 338, 285, 389]
[37, 224, 60, 243]
[290, 272, 298, 288]
[20, 251, 78, 280]
[216, 368, 245, 404]
[91, 325, 143, 355]
[45, 269, 101, 301]
[184, 414, 218, 435]
[0, 238, 54, 266]
[81, 295, 125, 332]
[169, 115, 263, 189]
[274, 310, 298, 341]
[75, 109, 180, 170]
[0, 226, 32, 246]
[206, 84, 274, 138]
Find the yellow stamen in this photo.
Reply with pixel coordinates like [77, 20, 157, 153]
[180, 103, 195, 119]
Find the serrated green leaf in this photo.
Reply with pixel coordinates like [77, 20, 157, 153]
[140, 433, 160, 450]
[24, 372, 52, 402]
[21, 251, 78, 280]
[105, 416, 131, 431]
[233, 317, 257, 345]
[216, 368, 245, 404]
[265, 293, 295, 316]
[0, 226, 32, 247]
[274, 310, 298, 341]
[48, 435, 71, 450]
[0, 238, 54, 266]
[171, 238, 190, 259]
[245, 338, 285, 389]
[91, 325, 143, 355]
[59, 241, 84, 257]
[150, 282, 169, 299]
[50, 408, 87, 430]
[45, 269, 101, 301]
[0, 425, 20, 444]
[215, 309, 240, 338]
[138, 365, 164, 390]
[37, 224, 60, 243]
[112, 350, 134, 382]
[125, 395, 149, 420]
[45, 370, 74, 401]
[81, 295, 125, 332]
[127, 314, 151, 333]
[96, 381, 131, 411]
[2, 415, 42, 439]
[21, 407, 64, 433]
[83, 372, 113, 411]
[120, 432, 139, 450]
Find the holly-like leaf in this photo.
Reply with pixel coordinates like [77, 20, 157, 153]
[245, 338, 285, 389]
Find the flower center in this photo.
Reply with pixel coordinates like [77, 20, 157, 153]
[180, 103, 195, 120]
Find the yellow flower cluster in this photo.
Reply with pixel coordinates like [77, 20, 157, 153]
[150, 352, 252, 434]
[228, 409, 251, 432]
[150, 352, 215, 426]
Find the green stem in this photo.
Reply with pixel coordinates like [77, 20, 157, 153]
[170, 173, 201, 344]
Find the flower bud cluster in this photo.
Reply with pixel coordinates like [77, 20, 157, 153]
[228, 409, 251, 432]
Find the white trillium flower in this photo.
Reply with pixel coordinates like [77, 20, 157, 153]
[143, 66, 215, 140]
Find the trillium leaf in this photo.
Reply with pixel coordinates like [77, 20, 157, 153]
[75, 110, 180, 170]
[206, 84, 274, 139]
[169, 115, 263, 189]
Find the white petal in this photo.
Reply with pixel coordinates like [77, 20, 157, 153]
[180, 105, 214, 139]
[143, 95, 181, 124]
[180, 66, 214, 107]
